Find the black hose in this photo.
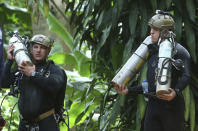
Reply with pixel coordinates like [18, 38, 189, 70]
[0, 94, 9, 113]
[158, 58, 172, 85]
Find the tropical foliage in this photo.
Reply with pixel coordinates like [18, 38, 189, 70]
[65, 0, 198, 130]
[0, 0, 197, 131]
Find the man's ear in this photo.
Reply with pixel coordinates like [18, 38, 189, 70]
[47, 48, 51, 55]
[29, 48, 33, 54]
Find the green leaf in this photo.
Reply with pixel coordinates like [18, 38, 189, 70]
[99, 8, 113, 30]
[117, 0, 124, 13]
[174, 9, 182, 42]
[158, 0, 172, 9]
[49, 52, 78, 70]
[190, 90, 195, 131]
[43, 0, 49, 16]
[186, 0, 195, 22]
[133, 63, 147, 130]
[74, 50, 91, 77]
[183, 86, 190, 122]
[136, 95, 146, 130]
[129, 2, 138, 36]
[76, 98, 98, 125]
[111, 0, 123, 28]
[138, 95, 146, 120]
[122, 37, 134, 64]
[96, 25, 112, 54]
[184, 21, 197, 62]
[66, 82, 88, 101]
[99, 110, 109, 130]
[69, 101, 85, 128]
[138, 63, 147, 118]
[50, 42, 63, 55]
[40, 6, 74, 51]
[109, 95, 121, 124]
[174, 0, 182, 14]
[111, 42, 124, 71]
[84, 0, 95, 18]
[139, 63, 147, 82]
[60, 124, 67, 131]
[165, 0, 172, 8]
[40, 4, 93, 76]
[149, 0, 157, 12]
[32, 3, 39, 24]
[47, 13, 73, 51]
[96, 10, 104, 30]
[0, 3, 31, 27]
[69, 98, 98, 129]
[139, 1, 148, 39]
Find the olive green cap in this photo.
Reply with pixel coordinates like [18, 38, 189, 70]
[30, 34, 54, 48]
[148, 13, 175, 30]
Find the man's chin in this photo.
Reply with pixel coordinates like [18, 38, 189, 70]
[33, 58, 44, 62]
[34, 58, 42, 61]
[152, 39, 158, 43]
[33, 60, 46, 64]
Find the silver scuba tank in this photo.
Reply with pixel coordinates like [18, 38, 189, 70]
[9, 32, 32, 66]
[112, 36, 152, 87]
[156, 38, 173, 96]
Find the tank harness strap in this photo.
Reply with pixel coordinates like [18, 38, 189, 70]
[13, 48, 27, 57]
[144, 92, 158, 99]
[36, 108, 55, 122]
[20, 108, 55, 123]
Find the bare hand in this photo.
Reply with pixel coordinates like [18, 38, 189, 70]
[114, 84, 128, 95]
[157, 88, 176, 101]
[18, 61, 35, 77]
[7, 44, 15, 60]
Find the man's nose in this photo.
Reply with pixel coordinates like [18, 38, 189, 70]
[150, 29, 154, 34]
[36, 47, 41, 52]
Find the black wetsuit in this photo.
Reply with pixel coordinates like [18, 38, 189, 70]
[128, 43, 191, 131]
[1, 60, 66, 131]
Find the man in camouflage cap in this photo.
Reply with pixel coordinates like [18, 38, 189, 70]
[30, 34, 54, 48]
[2, 34, 67, 131]
[28, 34, 53, 63]
[114, 10, 190, 131]
[148, 10, 175, 31]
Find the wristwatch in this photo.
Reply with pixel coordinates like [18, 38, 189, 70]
[30, 71, 36, 77]
[174, 88, 181, 96]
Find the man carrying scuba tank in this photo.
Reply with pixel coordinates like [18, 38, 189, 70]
[1, 34, 67, 131]
[114, 10, 190, 131]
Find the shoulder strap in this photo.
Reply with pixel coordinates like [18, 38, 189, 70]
[42, 60, 54, 75]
